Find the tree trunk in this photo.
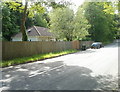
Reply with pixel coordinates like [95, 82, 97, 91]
[66, 36, 72, 41]
[20, 1, 28, 41]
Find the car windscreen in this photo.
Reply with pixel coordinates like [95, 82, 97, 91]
[91, 44, 97, 46]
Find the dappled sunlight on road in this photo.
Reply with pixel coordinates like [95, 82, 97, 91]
[1, 62, 118, 90]
[1, 43, 118, 90]
[63, 43, 118, 76]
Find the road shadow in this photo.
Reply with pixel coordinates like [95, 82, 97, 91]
[1, 61, 119, 91]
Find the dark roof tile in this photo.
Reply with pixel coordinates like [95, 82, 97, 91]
[13, 26, 53, 38]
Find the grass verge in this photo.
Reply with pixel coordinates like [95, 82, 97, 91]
[0, 49, 78, 68]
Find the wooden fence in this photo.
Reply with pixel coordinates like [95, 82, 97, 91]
[79, 41, 94, 49]
[2, 41, 93, 60]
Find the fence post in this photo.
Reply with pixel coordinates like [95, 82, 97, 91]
[72, 40, 80, 50]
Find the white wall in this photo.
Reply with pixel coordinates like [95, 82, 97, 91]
[12, 37, 22, 41]
[29, 37, 38, 41]
[12, 37, 38, 41]
[12, 36, 56, 41]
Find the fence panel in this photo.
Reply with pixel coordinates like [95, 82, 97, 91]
[2, 41, 93, 60]
[79, 41, 94, 49]
[2, 41, 73, 60]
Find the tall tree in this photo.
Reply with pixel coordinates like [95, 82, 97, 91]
[2, 3, 19, 41]
[116, 1, 120, 39]
[118, 0, 120, 16]
[33, 13, 48, 27]
[114, 14, 120, 39]
[21, 1, 28, 41]
[73, 5, 90, 40]
[84, 2, 116, 42]
[49, 7, 74, 41]
[3, 0, 45, 41]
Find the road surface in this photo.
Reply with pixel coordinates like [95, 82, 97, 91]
[0, 42, 119, 91]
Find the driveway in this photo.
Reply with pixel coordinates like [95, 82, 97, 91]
[0, 42, 119, 91]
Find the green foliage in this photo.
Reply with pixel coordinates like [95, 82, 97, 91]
[25, 17, 34, 29]
[50, 7, 74, 41]
[2, 3, 19, 41]
[2, 1, 117, 42]
[73, 5, 90, 40]
[115, 1, 120, 39]
[1, 49, 78, 67]
[9, 2, 23, 11]
[5, 1, 45, 18]
[33, 13, 48, 27]
[2, 1, 46, 41]
[114, 14, 120, 39]
[49, 6, 90, 41]
[43, 0, 72, 9]
[118, 1, 120, 16]
[84, 2, 116, 42]
[28, 2, 45, 18]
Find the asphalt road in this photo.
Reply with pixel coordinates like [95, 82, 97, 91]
[0, 42, 119, 91]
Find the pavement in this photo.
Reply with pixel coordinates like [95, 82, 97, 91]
[0, 42, 119, 91]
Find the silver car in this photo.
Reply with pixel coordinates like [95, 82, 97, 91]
[91, 42, 103, 49]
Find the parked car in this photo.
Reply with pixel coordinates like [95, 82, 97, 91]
[91, 42, 104, 49]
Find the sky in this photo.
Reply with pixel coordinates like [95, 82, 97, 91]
[58, 0, 118, 13]
[67, 0, 85, 7]
[22, 0, 85, 12]
[22, 0, 118, 13]
[66, 0, 85, 12]
[44, 0, 85, 13]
